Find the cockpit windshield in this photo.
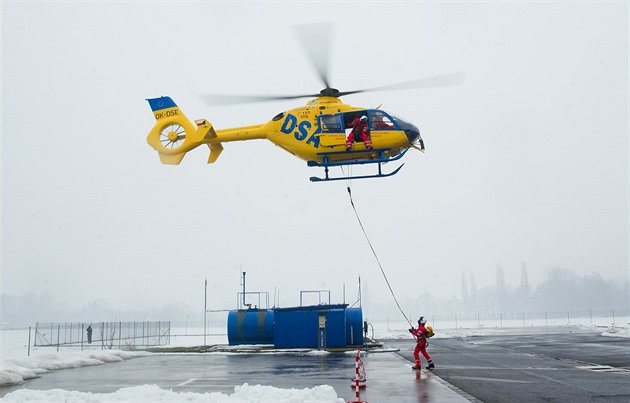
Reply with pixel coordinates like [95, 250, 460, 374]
[369, 110, 397, 130]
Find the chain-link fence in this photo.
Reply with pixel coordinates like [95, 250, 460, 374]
[425, 308, 629, 328]
[368, 308, 629, 331]
[34, 321, 170, 350]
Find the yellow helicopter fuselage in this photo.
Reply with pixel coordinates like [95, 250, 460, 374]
[146, 96, 420, 166]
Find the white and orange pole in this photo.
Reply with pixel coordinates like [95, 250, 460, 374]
[348, 347, 367, 403]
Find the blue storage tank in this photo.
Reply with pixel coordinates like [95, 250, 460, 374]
[274, 304, 349, 349]
[345, 307, 364, 346]
[227, 308, 274, 345]
[323, 307, 347, 348]
[273, 306, 318, 349]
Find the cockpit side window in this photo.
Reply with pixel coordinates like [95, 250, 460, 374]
[319, 114, 344, 133]
[369, 110, 397, 130]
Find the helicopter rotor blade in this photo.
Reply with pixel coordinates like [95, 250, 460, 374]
[200, 93, 321, 106]
[200, 72, 463, 105]
[293, 22, 333, 89]
[336, 72, 465, 97]
[200, 23, 334, 106]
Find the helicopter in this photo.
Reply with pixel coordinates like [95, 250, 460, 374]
[146, 24, 462, 182]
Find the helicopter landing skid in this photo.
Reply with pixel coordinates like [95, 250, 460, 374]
[307, 148, 407, 182]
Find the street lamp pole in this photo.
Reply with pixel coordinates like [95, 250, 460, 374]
[204, 278, 207, 346]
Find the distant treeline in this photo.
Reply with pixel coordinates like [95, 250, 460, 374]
[368, 266, 629, 320]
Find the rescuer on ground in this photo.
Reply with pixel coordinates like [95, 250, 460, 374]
[409, 316, 434, 370]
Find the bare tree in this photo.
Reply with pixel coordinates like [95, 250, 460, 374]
[461, 272, 469, 313]
[495, 264, 506, 314]
[470, 273, 478, 313]
[516, 262, 530, 311]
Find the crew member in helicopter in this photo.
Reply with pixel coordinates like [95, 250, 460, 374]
[373, 114, 394, 129]
[346, 115, 372, 151]
[409, 316, 434, 370]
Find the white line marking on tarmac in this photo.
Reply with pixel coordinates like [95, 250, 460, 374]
[176, 378, 197, 387]
[449, 376, 531, 383]
[576, 365, 630, 374]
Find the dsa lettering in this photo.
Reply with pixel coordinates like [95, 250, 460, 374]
[280, 114, 320, 148]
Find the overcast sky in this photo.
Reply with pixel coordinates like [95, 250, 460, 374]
[2, 1, 628, 316]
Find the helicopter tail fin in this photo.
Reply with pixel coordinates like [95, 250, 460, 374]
[146, 96, 221, 164]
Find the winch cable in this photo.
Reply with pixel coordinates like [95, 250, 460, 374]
[344, 182, 413, 329]
[341, 165, 352, 188]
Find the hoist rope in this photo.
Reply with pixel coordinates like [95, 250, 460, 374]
[343, 175, 413, 329]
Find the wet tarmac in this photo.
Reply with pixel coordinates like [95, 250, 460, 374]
[2, 327, 628, 402]
[0, 350, 469, 402]
[391, 326, 630, 402]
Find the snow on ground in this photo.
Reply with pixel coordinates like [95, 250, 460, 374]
[601, 327, 630, 338]
[0, 327, 227, 387]
[372, 316, 629, 340]
[0, 350, 148, 387]
[1, 384, 345, 402]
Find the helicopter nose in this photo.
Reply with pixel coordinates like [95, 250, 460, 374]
[392, 116, 422, 147]
[404, 126, 421, 144]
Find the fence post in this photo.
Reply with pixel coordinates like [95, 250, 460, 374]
[612, 310, 615, 326]
[81, 323, 84, 351]
[118, 321, 122, 349]
[56, 325, 61, 352]
[28, 327, 32, 356]
[545, 312, 548, 326]
[567, 311, 570, 326]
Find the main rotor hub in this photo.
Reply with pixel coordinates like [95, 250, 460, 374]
[319, 88, 340, 98]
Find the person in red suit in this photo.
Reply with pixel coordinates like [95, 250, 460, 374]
[409, 316, 435, 370]
[346, 115, 372, 151]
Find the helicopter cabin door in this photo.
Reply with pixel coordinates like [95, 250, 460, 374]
[316, 114, 346, 147]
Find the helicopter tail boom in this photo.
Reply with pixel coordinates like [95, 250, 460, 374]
[146, 96, 221, 164]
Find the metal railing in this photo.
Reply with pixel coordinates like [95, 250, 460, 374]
[34, 321, 170, 350]
[372, 308, 629, 329]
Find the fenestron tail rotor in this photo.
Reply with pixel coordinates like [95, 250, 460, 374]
[160, 123, 187, 149]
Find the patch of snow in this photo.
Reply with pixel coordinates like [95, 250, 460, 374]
[601, 328, 630, 338]
[0, 383, 345, 402]
[0, 350, 147, 387]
